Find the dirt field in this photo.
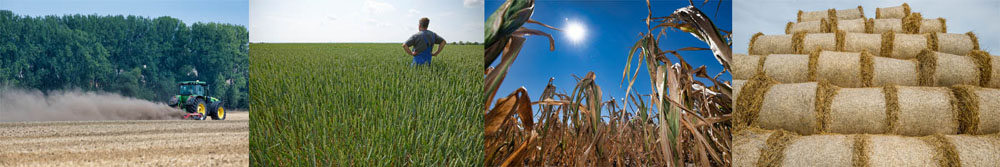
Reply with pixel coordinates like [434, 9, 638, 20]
[0, 112, 249, 166]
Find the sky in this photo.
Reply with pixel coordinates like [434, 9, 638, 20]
[250, 0, 484, 43]
[0, 0, 249, 26]
[486, 0, 732, 114]
[733, 0, 1000, 54]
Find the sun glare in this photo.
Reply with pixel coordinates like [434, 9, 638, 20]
[565, 19, 586, 43]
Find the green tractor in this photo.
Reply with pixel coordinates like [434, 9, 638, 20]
[167, 81, 226, 120]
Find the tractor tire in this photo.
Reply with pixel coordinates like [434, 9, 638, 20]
[167, 96, 179, 107]
[211, 101, 226, 120]
[187, 98, 207, 120]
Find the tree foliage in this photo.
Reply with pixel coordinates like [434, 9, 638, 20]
[0, 10, 249, 109]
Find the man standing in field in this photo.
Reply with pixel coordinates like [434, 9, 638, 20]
[402, 17, 446, 65]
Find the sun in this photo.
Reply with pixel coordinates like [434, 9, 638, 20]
[564, 19, 586, 43]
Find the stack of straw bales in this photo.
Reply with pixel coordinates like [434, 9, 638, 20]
[735, 4, 1000, 166]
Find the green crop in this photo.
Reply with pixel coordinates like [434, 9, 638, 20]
[249, 43, 483, 166]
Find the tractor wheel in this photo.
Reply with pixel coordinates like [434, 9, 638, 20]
[187, 99, 207, 120]
[211, 102, 226, 120]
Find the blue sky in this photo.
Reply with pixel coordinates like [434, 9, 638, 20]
[250, 0, 484, 43]
[0, 0, 249, 26]
[733, 0, 1000, 54]
[487, 0, 732, 113]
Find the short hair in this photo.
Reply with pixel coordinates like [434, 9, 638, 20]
[419, 17, 429, 28]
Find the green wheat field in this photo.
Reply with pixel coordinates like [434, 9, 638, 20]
[249, 43, 483, 166]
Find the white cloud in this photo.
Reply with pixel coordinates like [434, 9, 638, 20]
[364, 0, 396, 15]
[463, 0, 483, 8]
[407, 9, 420, 18]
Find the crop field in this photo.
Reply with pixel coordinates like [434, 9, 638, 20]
[248, 43, 483, 166]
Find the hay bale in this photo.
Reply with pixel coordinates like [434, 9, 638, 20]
[876, 3, 911, 19]
[972, 88, 1000, 135]
[903, 12, 923, 34]
[936, 32, 978, 55]
[749, 33, 796, 55]
[873, 19, 903, 33]
[733, 54, 760, 80]
[969, 51, 993, 87]
[828, 88, 887, 134]
[867, 135, 938, 167]
[930, 51, 980, 86]
[759, 82, 818, 135]
[836, 18, 866, 33]
[896, 86, 959, 136]
[992, 56, 1000, 88]
[891, 33, 929, 59]
[834, 6, 864, 20]
[872, 56, 919, 87]
[817, 51, 863, 87]
[843, 33, 882, 54]
[735, 74, 777, 128]
[801, 33, 837, 54]
[782, 135, 854, 167]
[733, 80, 747, 101]
[945, 135, 1000, 167]
[733, 128, 772, 167]
[921, 18, 947, 33]
[763, 54, 811, 83]
[798, 9, 832, 22]
[786, 19, 829, 34]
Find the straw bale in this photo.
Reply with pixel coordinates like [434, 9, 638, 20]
[880, 32, 895, 58]
[936, 32, 978, 56]
[733, 80, 746, 101]
[852, 135, 869, 167]
[969, 50, 992, 87]
[802, 33, 837, 54]
[733, 128, 772, 167]
[763, 54, 810, 83]
[902, 12, 922, 34]
[759, 82, 818, 134]
[918, 49, 937, 86]
[945, 135, 1000, 167]
[834, 6, 864, 20]
[896, 86, 959, 136]
[749, 33, 795, 55]
[865, 18, 875, 33]
[782, 135, 853, 167]
[786, 19, 828, 34]
[991, 56, 1000, 88]
[933, 51, 980, 86]
[891, 33, 929, 59]
[884, 85, 900, 134]
[843, 33, 881, 54]
[920, 18, 946, 33]
[953, 85, 981, 135]
[867, 135, 937, 167]
[876, 3, 911, 19]
[756, 130, 797, 167]
[872, 56, 919, 87]
[814, 81, 838, 133]
[837, 18, 866, 33]
[828, 88, 886, 134]
[734, 74, 777, 128]
[861, 52, 874, 87]
[872, 19, 903, 33]
[972, 88, 1000, 135]
[919, 135, 960, 167]
[799, 9, 832, 22]
[733, 54, 760, 80]
[817, 51, 863, 87]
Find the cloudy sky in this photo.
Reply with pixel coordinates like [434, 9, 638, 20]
[0, 0, 248, 26]
[733, 0, 1000, 54]
[251, 0, 483, 43]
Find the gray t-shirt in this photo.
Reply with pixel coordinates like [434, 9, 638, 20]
[405, 30, 444, 54]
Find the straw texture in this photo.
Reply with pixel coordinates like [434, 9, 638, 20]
[802, 33, 838, 54]
[835, 6, 864, 20]
[782, 135, 854, 167]
[750, 33, 795, 55]
[828, 88, 886, 134]
[890, 33, 930, 59]
[896, 86, 959, 136]
[733, 128, 771, 167]
[991, 55, 1000, 88]
[759, 82, 819, 135]
[872, 56, 919, 87]
[932, 51, 980, 86]
[837, 19, 867, 33]
[817, 51, 864, 87]
[799, 9, 832, 22]
[733, 54, 760, 80]
[843, 33, 882, 54]
[971, 87, 1000, 135]
[946, 135, 1000, 167]
[787, 19, 829, 34]
[763, 54, 810, 83]
[920, 18, 947, 33]
[872, 19, 903, 33]
[936, 32, 978, 56]
[876, 3, 911, 19]
[867, 135, 937, 167]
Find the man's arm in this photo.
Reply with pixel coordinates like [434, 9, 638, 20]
[432, 40, 446, 56]
[401, 44, 414, 56]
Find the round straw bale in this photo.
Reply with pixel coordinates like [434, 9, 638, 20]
[876, 3, 911, 19]
[837, 18, 866, 33]
[945, 135, 1000, 167]
[918, 49, 938, 86]
[881, 32, 895, 58]
[903, 12, 922, 34]
[867, 135, 938, 167]
[756, 129, 797, 167]
[865, 18, 875, 33]
[828, 88, 887, 134]
[733, 80, 747, 100]
[817, 51, 863, 87]
[891, 33, 929, 59]
[844, 33, 882, 54]
[896, 86, 959, 136]
[834, 6, 864, 20]
[952, 85, 981, 134]
[972, 88, 1000, 135]
[786, 19, 828, 34]
[759, 82, 818, 135]
[991, 56, 1000, 88]
[781, 135, 854, 167]
[919, 135, 961, 167]
[873, 19, 903, 33]
[749, 33, 795, 55]
[802, 33, 837, 54]
[733, 128, 773, 167]
[969, 51, 992, 87]
[763, 54, 811, 83]
[920, 18, 946, 33]
[872, 56, 919, 87]
[934, 51, 980, 86]
[735, 74, 777, 128]
[936, 32, 978, 55]
[799, 9, 832, 22]
[733, 54, 760, 80]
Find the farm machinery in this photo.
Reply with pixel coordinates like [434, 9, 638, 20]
[167, 81, 226, 120]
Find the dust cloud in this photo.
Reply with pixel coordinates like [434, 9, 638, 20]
[0, 88, 187, 122]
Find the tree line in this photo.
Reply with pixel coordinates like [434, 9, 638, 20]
[0, 10, 249, 109]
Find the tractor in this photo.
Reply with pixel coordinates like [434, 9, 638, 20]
[167, 81, 226, 120]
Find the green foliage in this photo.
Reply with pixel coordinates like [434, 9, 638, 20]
[249, 43, 484, 166]
[0, 10, 248, 109]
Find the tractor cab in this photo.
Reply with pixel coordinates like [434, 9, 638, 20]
[178, 81, 207, 96]
[168, 80, 227, 120]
